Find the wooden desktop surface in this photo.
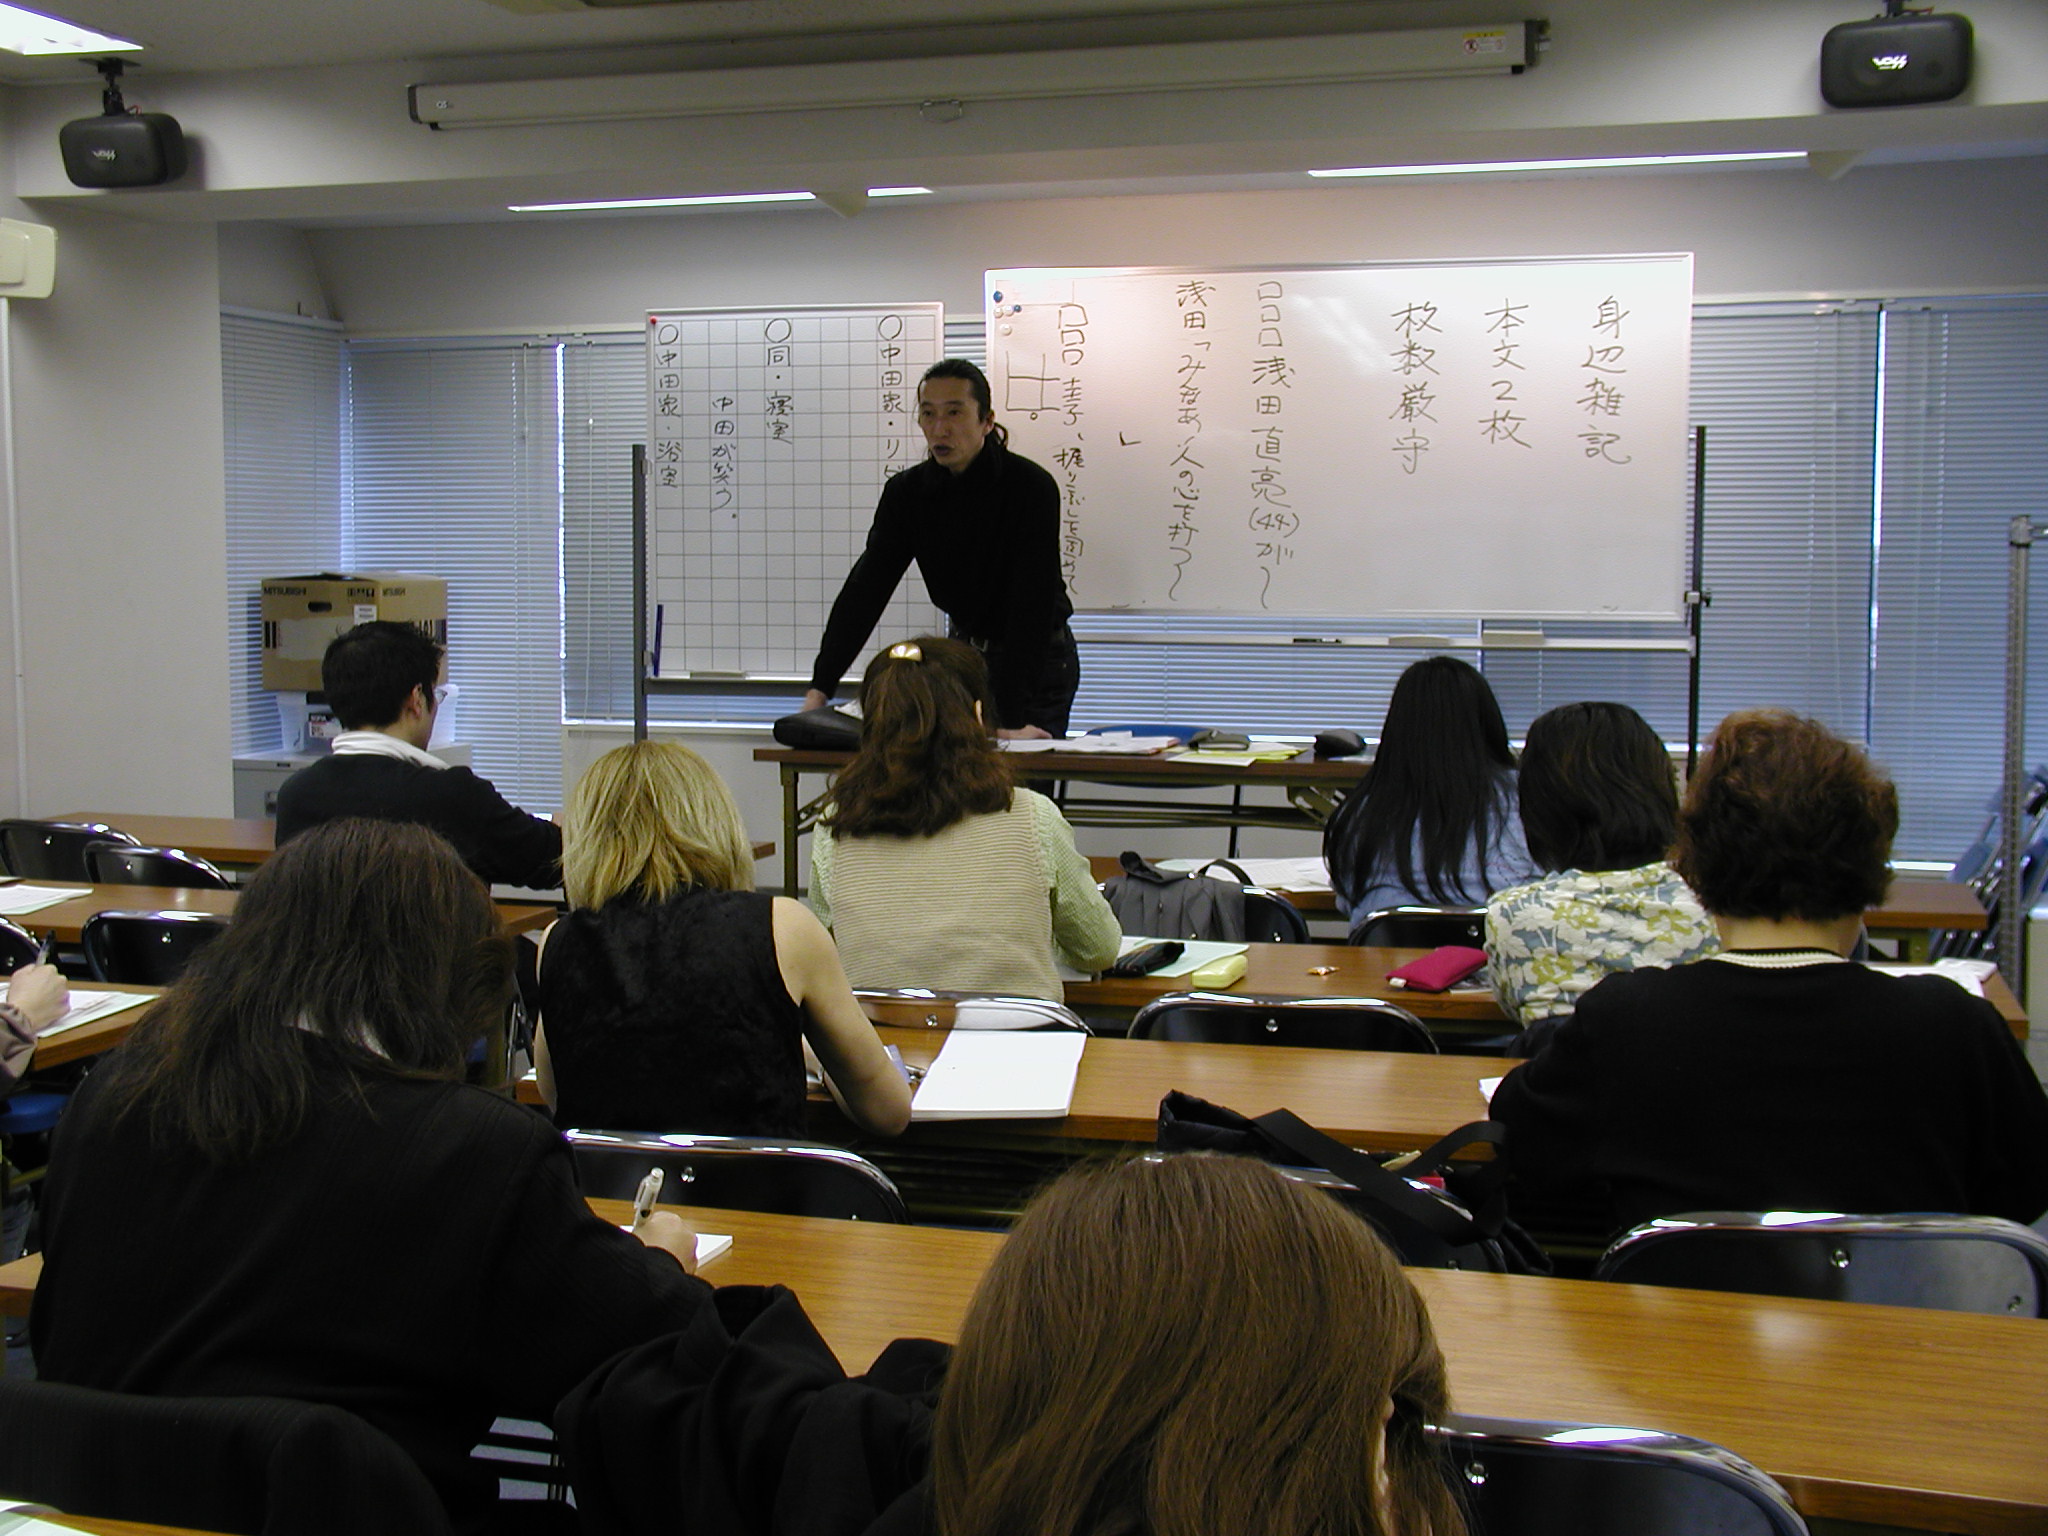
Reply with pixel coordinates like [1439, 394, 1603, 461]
[54, 813, 772, 869]
[1086, 854, 1988, 934]
[7, 884, 557, 944]
[10, 1199, 2043, 1533]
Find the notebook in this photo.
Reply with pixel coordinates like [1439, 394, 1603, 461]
[909, 1031, 1086, 1121]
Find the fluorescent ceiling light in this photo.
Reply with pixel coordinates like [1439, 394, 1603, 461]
[508, 191, 815, 212]
[867, 186, 934, 198]
[1308, 151, 1807, 178]
[0, 1, 139, 54]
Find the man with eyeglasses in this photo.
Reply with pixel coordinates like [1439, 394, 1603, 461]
[275, 621, 562, 891]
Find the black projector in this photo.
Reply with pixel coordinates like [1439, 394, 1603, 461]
[1821, 12, 1973, 108]
[60, 110, 187, 187]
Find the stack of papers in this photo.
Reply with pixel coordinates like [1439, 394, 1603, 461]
[910, 1031, 1086, 1121]
[1867, 958, 1992, 996]
[0, 884, 86, 917]
[36, 989, 153, 1040]
[1000, 733, 1179, 755]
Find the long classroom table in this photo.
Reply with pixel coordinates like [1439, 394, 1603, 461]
[2, 884, 558, 944]
[7, 1199, 2044, 1534]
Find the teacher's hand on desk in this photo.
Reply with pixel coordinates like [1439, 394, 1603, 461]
[801, 688, 832, 713]
[996, 725, 1053, 741]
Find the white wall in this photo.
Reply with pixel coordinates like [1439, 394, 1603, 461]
[311, 156, 2048, 337]
[9, 207, 229, 815]
[219, 222, 335, 319]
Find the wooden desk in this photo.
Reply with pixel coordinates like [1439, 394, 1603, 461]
[56, 812, 775, 873]
[14, 1201, 2040, 1532]
[757, 745, 1360, 894]
[7, 885, 557, 944]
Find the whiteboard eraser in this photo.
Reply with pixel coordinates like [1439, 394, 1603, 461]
[1188, 953, 1248, 988]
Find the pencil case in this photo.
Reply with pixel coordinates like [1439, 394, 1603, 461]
[1386, 946, 1487, 992]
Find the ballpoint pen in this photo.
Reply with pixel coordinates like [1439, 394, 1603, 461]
[629, 1167, 664, 1234]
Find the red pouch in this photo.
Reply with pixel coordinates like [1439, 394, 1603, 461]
[1386, 945, 1487, 992]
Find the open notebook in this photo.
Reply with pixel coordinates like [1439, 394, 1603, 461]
[909, 1031, 1086, 1121]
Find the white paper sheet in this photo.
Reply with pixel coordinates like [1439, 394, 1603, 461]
[0, 884, 87, 916]
[34, 989, 153, 1039]
[910, 1031, 1086, 1121]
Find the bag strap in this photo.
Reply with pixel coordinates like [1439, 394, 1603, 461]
[1401, 1120, 1512, 1228]
[1250, 1108, 1491, 1249]
[1194, 857, 1254, 888]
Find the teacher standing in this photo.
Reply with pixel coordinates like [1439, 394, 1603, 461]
[803, 359, 1078, 739]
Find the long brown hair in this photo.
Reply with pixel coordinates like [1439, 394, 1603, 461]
[824, 635, 1012, 838]
[97, 819, 514, 1161]
[933, 1154, 1465, 1536]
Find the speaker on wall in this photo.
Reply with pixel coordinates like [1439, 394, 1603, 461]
[1821, 12, 1973, 108]
[57, 57, 187, 189]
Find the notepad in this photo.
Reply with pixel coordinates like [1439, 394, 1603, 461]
[910, 1030, 1086, 1121]
[0, 884, 87, 916]
[35, 989, 153, 1039]
[614, 1225, 733, 1267]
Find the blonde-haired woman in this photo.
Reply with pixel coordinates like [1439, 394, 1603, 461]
[535, 741, 909, 1138]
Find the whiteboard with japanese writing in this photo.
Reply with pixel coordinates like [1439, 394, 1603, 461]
[986, 256, 1693, 622]
[646, 304, 946, 677]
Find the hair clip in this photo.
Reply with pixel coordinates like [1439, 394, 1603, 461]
[888, 641, 923, 662]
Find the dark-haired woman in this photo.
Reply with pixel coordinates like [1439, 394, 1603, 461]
[802, 359, 1078, 737]
[1493, 709, 2048, 1234]
[1323, 655, 1535, 940]
[562, 1153, 1468, 1536]
[1485, 702, 1717, 1047]
[32, 820, 710, 1532]
[808, 636, 1120, 1000]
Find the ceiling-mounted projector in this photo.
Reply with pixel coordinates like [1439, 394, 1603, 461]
[1821, 7, 1972, 108]
[60, 58, 187, 188]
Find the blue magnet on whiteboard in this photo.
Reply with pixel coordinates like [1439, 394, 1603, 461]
[992, 291, 1003, 302]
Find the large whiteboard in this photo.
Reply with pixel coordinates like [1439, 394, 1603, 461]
[987, 256, 1693, 622]
[646, 304, 945, 677]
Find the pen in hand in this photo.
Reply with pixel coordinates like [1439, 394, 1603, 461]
[629, 1167, 665, 1235]
[35, 932, 56, 966]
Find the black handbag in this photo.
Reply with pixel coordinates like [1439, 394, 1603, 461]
[1156, 1091, 1550, 1274]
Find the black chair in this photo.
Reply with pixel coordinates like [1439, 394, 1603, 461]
[1431, 1412, 1808, 1536]
[81, 909, 231, 984]
[563, 1130, 909, 1222]
[1352, 904, 1486, 948]
[0, 915, 37, 970]
[1595, 1212, 2048, 1317]
[1128, 991, 1437, 1053]
[1243, 887, 1311, 943]
[0, 1376, 452, 1536]
[0, 819, 138, 881]
[853, 987, 1090, 1032]
[85, 840, 233, 890]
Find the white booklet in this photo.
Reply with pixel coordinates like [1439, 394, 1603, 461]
[910, 1030, 1086, 1121]
[0, 883, 87, 917]
[35, 989, 154, 1039]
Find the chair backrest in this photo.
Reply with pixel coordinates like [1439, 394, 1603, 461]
[0, 1376, 452, 1536]
[1128, 991, 1437, 1053]
[85, 841, 232, 890]
[81, 910, 231, 985]
[1352, 905, 1486, 948]
[0, 915, 37, 971]
[564, 1129, 909, 1222]
[853, 988, 1089, 1032]
[1242, 887, 1310, 943]
[0, 819, 138, 881]
[1430, 1412, 1808, 1536]
[1595, 1212, 2048, 1316]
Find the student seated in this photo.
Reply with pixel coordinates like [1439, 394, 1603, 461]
[31, 820, 711, 1533]
[1, 961, 67, 1094]
[534, 741, 909, 1138]
[1324, 655, 1535, 940]
[807, 636, 1120, 1000]
[1485, 701, 1717, 1049]
[275, 620, 562, 889]
[560, 1153, 1467, 1536]
[1493, 709, 2048, 1235]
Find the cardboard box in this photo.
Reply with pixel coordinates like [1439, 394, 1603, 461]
[260, 572, 448, 692]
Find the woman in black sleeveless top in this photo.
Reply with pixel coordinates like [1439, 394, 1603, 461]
[536, 742, 909, 1139]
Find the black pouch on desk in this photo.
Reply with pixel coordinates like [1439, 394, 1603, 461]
[1101, 852, 1249, 942]
[1155, 1092, 1549, 1274]
[772, 706, 862, 750]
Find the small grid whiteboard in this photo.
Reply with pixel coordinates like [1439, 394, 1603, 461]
[646, 304, 947, 679]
